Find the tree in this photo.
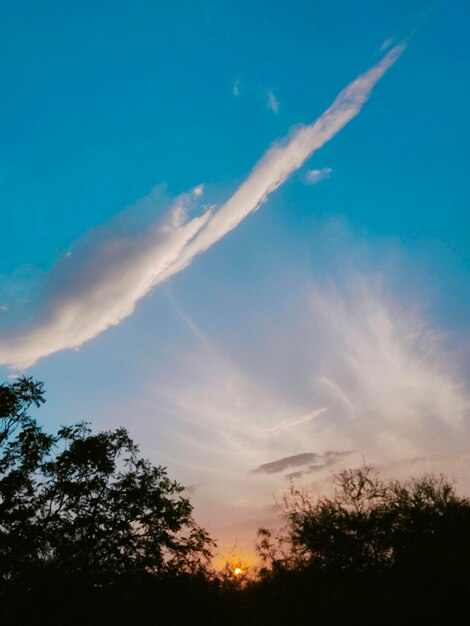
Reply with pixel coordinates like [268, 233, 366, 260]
[0, 376, 44, 446]
[257, 465, 470, 578]
[0, 377, 213, 590]
[254, 466, 470, 626]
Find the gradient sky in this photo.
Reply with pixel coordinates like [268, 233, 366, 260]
[1, 0, 470, 562]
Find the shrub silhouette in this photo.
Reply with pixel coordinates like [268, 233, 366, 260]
[254, 465, 470, 625]
[258, 465, 470, 577]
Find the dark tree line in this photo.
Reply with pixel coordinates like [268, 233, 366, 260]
[1, 376, 470, 625]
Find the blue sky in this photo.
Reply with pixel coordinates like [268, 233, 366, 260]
[1, 1, 469, 561]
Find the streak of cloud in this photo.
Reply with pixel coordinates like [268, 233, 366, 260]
[0, 44, 405, 369]
[267, 90, 280, 113]
[254, 453, 319, 474]
[305, 167, 332, 185]
[0, 190, 211, 369]
[253, 450, 354, 476]
[149, 44, 406, 283]
[380, 37, 394, 52]
[258, 408, 328, 435]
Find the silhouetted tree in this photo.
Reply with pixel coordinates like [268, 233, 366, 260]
[254, 465, 470, 625]
[258, 465, 470, 576]
[0, 376, 44, 446]
[0, 377, 213, 597]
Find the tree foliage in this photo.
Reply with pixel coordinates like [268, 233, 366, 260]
[257, 464, 470, 578]
[0, 377, 213, 591]
[252, 466, 470, 625]
[0, 376, 44, 446]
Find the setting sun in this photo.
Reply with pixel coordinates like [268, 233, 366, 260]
[220, 555, 252, 580]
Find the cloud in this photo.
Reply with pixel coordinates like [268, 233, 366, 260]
[254, 450, 355, 476]
[308, 278, 469, 445]
[184, 484, 200, 495]
[285, 451, 356, 479]
[255, 453, 319, 474]
[141, 250, 470, 523]
[109, 207, 470, 549]
[380, 37, 394, 52]
[0, 189, 211, 369]
[305, 167, 332, 185]
[232, 79, 240, 97]
[258, 408, 328, 435]
[0, 43, 405, 369]
[267, 90, 280, 113]
[152, 44, 405, 282]
[193, 183, 204, 197]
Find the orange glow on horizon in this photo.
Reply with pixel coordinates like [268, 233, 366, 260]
[212, 549, 258, 572]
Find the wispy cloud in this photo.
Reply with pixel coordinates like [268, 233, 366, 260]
[0, 44, 405, 369]
[127, 239, 469, 543]
[149, 44, 406, 284]
[380, 37, 394, 52]
[0, 189, 211, 369]
[305, 167, 332, 185]
[232, 79, 240, 97]
[146, 263, 470, 518]
[254, 453, 319, 474]
[258, 408, 328, 435]
[267, 89, 280, 113]
[254, 450, 354, 476]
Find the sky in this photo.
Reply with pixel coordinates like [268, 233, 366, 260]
[1, 0, 470, 563]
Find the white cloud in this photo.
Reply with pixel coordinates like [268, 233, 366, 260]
[380, 37, 394, 52]
[0, 190, 211, 369]
[267, 90, 280, 113]
[144, 266, 470, 527]
[155, 43, 405, 282]
[305, 167, 332, 185]
[0, 44, 405, 369]
[308, 279, 469, 446]
[232, 79, 240, 97]
[258, 408, 329, 435]
[193, 183, 204, 197]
